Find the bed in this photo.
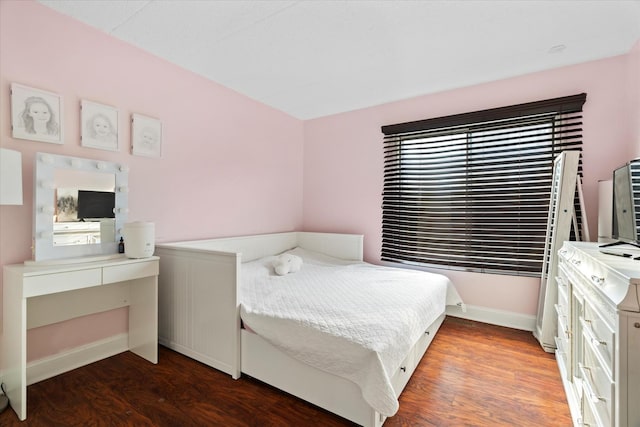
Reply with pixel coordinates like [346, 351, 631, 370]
[156, 232, 463, 427]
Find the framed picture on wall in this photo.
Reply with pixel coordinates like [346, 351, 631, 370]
[81, 100, 119, 151]
[10, 83, 64, 144]
[131, 113, 162, 158]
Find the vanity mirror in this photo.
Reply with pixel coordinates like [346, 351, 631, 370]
[33, 152, 128, 262]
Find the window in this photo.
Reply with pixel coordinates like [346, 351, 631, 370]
[381, 94, 586, 277]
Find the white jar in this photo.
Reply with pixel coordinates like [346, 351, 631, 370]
[123, 221, 155, 258]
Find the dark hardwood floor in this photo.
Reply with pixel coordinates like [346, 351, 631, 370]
[0, 317, 572, 426]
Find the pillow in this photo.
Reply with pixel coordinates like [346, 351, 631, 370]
[273, 253, 303, 276]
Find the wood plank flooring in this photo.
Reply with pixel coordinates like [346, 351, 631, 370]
[0, 317, 572, 426]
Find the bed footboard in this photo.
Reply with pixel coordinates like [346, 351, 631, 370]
[156, 246, 241, 379]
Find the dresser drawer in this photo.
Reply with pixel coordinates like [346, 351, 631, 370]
[581, 387, 604, 427]
[23, 268, 102, 297]
[554, 336, 569, 380]
[557, 274, 569, 309]
[581, 301, 615, 375]
[557, 309, 570, 342]
[580, 337, 615, 426]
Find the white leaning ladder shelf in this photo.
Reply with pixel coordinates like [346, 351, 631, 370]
[534, 151, 589, 352]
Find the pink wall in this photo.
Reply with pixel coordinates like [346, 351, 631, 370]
[0, 1, 303, 361]
[303, 44, 640, 317]
[1, 0, 638, 363]
[628, 40, 640, 158]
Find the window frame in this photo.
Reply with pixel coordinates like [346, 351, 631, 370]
[381, 94, 586, 277]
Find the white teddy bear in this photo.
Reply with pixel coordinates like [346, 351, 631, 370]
[273, 253, 303, 276]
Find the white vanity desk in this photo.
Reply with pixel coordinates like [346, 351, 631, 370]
[2, 255, 159, 421]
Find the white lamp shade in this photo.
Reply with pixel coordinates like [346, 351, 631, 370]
[0, 148, 24, 205]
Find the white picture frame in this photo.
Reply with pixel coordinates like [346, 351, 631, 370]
[131, 113, 162, 158]
[11, 83, 64, 144]
[81, 100, 119, 151]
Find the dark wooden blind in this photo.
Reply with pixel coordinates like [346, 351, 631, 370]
[381, 94, 586, 276]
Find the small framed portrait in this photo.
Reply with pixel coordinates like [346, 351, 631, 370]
[11, 83, 64, 144]
[131, 113, 162, 158]
[81, 100, 119, 151]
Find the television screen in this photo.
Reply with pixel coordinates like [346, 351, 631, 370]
[612, 163, 639, 243]
[77, 190, 115, 220]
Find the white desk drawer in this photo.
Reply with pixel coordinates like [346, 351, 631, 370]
[23, 268, 102, 297]
[103, 260, 158, 284]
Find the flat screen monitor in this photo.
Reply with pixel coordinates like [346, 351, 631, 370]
[611, 163, 639, 244]
[77, 190, 115, 220]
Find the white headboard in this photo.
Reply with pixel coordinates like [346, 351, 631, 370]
[156, 231, 363, 262]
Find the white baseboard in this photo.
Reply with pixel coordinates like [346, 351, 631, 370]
[446, 304, 536, 332]
[27, 333, 128, 385]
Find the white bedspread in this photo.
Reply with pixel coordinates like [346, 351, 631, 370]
[239, 247, 463, 417]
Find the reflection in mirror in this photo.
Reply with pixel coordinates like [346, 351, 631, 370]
[33, 152, 128, 262]
[53, 169, 116, 246]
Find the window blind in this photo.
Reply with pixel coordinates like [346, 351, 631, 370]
[381, 94, 586, 277]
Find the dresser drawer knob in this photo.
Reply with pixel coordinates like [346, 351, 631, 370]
[635, 322, 640, 329]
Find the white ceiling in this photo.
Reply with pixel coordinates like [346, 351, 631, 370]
[38, 0, 640, 120]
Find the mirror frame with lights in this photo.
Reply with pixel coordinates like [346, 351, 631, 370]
[33, 152, 128, 262]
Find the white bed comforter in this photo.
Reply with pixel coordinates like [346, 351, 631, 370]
[239, 247, 463, 417]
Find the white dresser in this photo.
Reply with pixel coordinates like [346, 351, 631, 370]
[556, 242, 640, 427]
[1, 255, 159, 421]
